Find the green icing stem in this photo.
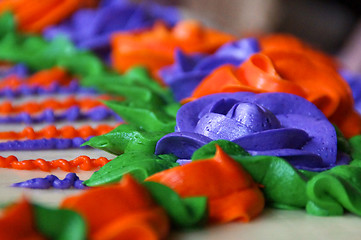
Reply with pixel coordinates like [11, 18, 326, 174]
[33, 204, 86, 240]
[84, 152, 178, 186]
[143, 182, 208, 229]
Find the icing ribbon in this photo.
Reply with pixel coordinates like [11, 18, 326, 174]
[0, 105, 119, 123]
[0, 96, 106, 115]
[0, 124, 116, 140]
[0, 155, 111, 171]
[12, 173, 87, 189]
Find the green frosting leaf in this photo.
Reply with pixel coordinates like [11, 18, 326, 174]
[33, 204, 86, 240]
[191, 140, 308, 209]
[104, 100, 175, 132]
[191, 139, 250, 160]
[306, 165, 361, 216]
[234, 155, 309, 209]
[143, 181, 207, 228]
[334, 125, 351, 154]
[0, 12, 15, 36]
[0, 13, 104, 77]
[84, 152, 178, 186]
[350, 135, 361, 165]
[82, 124, 168, 155]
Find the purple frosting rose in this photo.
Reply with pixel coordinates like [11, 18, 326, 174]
[155, 92, 350, 171]
[159, 38, 260, 101]
[44, 0, 180, 60]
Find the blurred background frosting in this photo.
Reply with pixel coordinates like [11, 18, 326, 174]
[142, 0, 361, 73]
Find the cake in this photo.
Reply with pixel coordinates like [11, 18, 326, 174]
[1, 1, 361, 239]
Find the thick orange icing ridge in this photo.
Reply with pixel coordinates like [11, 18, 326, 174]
[146, 145, 265, 224]
[61, 174, 169, 239]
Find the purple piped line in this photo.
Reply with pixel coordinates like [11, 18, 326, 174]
[0, 106, 120, 123]
[0, 137, 91, 150]
[0, 80, 97, 98]
[12, 173, 88, 189]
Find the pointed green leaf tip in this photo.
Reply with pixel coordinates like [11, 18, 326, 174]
[191, 139, 250, 161]
[82, 124, 170, 155]
[0, 12, 15, 36]
[143, 181, 207, 228]
[84, 152, 179, 186]
[33, 204, 86, 240]
[192, 140, 309, 209]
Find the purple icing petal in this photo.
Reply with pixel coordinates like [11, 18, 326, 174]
[232, 128, 309, 151]
[277, 114, 337, 166]
[176, 92, 255, 132]
[159, 38, 260, 100]
[253, 92, 327, 120]
[155, 132, 212, 159]
[195, 112, 256, 140]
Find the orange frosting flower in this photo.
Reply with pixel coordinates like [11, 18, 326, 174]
[0, 0, 98, 33]
[61, 174, 169, 240]
[187, 34, 361, 138]
[0, 198, 46, 240]
[146, 145, 265, 224]
[111, 20, 235, 81]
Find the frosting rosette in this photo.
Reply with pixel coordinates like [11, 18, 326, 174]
[155, 92, 350, 171]
[111, 20, 235, 80]
[186, 34, 361, 138]
[44, 0, 180, 57]
[159, 38, 259, 101]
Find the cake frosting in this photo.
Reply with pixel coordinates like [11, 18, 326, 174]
[155, 92, 349, 171]
[1, 1, 361, 239]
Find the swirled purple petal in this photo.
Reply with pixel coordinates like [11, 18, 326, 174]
[277, 114, 337, 166]
[232, 128, 309, 151]
[155, 132, 212, 159]
[253, 93, 327, 120]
